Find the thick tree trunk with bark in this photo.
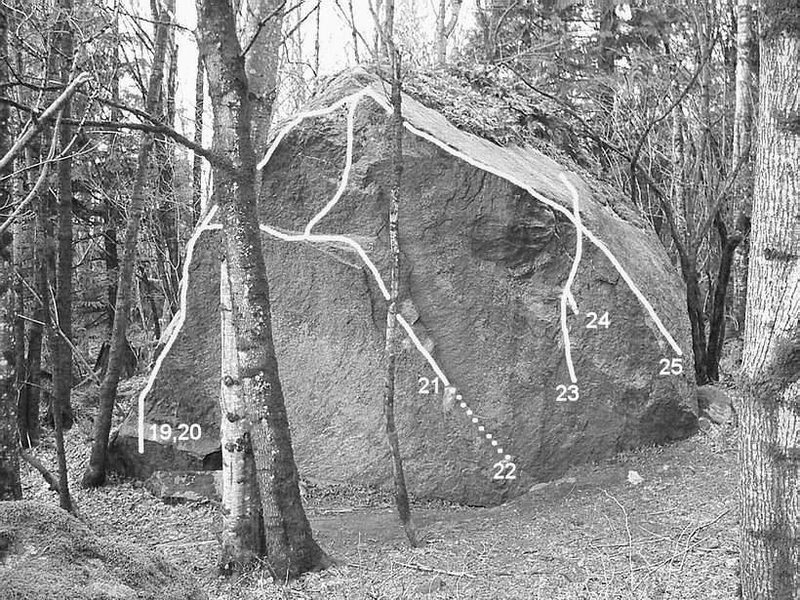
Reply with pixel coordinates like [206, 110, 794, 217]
[197, 0, 330, 579]
[82, 2, 171, 488]
[738, 3, 800, 597]
[214, 0, 286, 570]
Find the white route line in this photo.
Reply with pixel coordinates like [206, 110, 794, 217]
[560, 174, 582, 384]
[360, 88, 682, 358]
[138, 81, 682, 466]
[260, 225, 391, 301]
[395, 314, 450, 386]
[138, 204, 220, 453]
[256, 90, 367, 171]
[258, 92, 516, 463]
[304, 97, 362, 235]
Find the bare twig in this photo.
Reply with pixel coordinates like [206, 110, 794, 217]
[603, 490, 634, 591]
[393, 561, 477, 579]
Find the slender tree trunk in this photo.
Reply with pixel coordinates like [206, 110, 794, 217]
[738, 3, 800, 597]
[681, 256, 710, 385]
[197, 0, 330, 579]
[706, 216, 741, 382]
[383, 48, 417, 547]
[13, 228, 32, 448]
[313, 0, 320, 79]
[51, 0, 75, 452]
[0, 5, 21, 502]
[154, 0, 179, 316]
[348, 0, 359, 63]
[104, 200, 118, 335]
[731, 0, 755, 335]
[82, 2, 171, 488]
[193, 52, 205, 225]
[219, 259, 264, 573]
[434, 0, 462, 67]
[237, 0, 284, 174]
[105, 10, 121, 336]
[595, 0, 617, 125]
[0, 285, 20, 500]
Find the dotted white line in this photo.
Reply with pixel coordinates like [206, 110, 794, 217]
[258, 93, 514, 462]
[453, 391, 512, 461]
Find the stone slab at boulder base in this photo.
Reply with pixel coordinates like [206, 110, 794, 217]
[109, 70, 697, 506]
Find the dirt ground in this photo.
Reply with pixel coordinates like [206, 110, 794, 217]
[17, 382, 739, 600]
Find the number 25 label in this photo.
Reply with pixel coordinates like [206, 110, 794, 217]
[659, 357, 683, 375]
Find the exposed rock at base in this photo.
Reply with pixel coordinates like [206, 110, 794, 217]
[0, 501, 207, 600]
[109, 70, 696, 506]
[144, 470, 222, 504]
[697, 386, 737, 426]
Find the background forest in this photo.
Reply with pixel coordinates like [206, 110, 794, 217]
[0, 1, 798, 599]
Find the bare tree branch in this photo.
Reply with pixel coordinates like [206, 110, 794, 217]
[240, 0, 289, 57]
[692, 138, 752, 247]
[0, 96, 232, 172]
[0, 72, 91, 173]
[0, 109, 63, 236]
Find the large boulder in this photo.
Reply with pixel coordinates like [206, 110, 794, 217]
[0, 501, 206, 600]
[109, 70, 696, 506]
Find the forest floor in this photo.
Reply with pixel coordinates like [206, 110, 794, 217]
[18, 376, 740, 600]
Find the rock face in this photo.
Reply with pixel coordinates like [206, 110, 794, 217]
[0, 501, 206, 600]
[109, 71, 696, 506]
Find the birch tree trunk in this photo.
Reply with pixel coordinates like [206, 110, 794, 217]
[219, 259, 264, 572]
[197, 0, 330, 579]
[82, 1, 171, 488]
[738, 3, 800, 597]
[213, 0, 285, 571]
